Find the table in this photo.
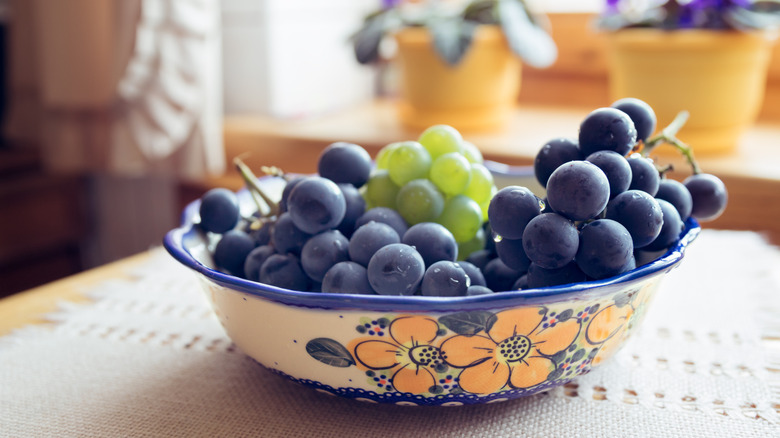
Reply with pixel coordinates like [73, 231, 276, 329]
[1, 230, 779, 437]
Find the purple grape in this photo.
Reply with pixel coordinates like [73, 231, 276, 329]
[465, 249, 495, 271]
[457, 261, 487, 287]
[279, 177, 305, 213]
[466, 285, 494, 296]
[482, 257, 522, 292]
[513, 274, 529, 290]
[546, 161, 610, 222]
[494, 237, 531, 272]
[317, 142, 372, 188]
[655, 179, 693, 221]
[349, 221, 400, 267]
[578, 107, 637, 157]
[271, 212, 311, 255]
[301, 230, 350, 282]
[645, 199, 685, 252]
[634, 248, 664, 268]
[213, 229, 255, 277]
[244, 245, 276, 282]
[585, 150, 632, 199]
[627, 155, 660, 196]
[534, 137, 582, 188]
[260, 253, 310, 291]
[366, 243, 425, 296]
[527, 262, 588, 289]
[606, 190, 663, 249]
[199, 188, 240, 233]
[522, 213, 579, 270]
[287, 176, 346, 234]
[611, 97, 657, 143]
[683, 173, 728, 222]
[402, 222, 458, 268]
[355, 207, 409, 238]
[337, 183, 366, 238]
[487, 186, 541, 240]
[322, 261, 375, 295]
[421, 261, 469, 297]
[575, 219, 634, 279]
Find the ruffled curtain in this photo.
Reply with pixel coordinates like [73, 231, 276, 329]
[4, 0, 224, 179]
[3, 0, 223, 266]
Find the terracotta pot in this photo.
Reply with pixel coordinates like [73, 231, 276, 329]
[394, 25, 521, 133]
[607, 29, 775, 154]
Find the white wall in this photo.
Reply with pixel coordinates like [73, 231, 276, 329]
[220, 0, 378, 118]
[527, 0, 602, 13]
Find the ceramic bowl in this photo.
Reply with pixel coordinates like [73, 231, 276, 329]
[163, 164, 700, 406]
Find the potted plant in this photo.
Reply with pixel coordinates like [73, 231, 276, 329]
[598, 0, 780, 154]
[352, 0, 556, 132]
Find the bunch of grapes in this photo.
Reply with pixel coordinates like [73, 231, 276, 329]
[195, 98, 726, 297]
[481, 98, 728, 289]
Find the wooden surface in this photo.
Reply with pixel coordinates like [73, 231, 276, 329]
[0, 251, 152, 337]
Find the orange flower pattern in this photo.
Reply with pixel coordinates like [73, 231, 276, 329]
[440, 307, 580, 394]
[349, 315, 447, 394]
[307, 285, 651, 399]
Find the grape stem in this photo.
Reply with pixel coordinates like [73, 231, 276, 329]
[642, 110, 702, 175]
[234, 157, 280, 217]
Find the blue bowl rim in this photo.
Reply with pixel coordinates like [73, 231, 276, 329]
[163, 165, 701, 312]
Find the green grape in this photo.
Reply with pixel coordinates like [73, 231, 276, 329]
[365, 170, 400, 209]
[375, 142, 401, 170]
[396, 179, 444, 225]
[458, 227, 486, 261]
[461, 140, 483, 164]
[417, 125, 464, 160]
[429, 152, 472, 196]
[387, 141, 432, 186]
[463, 162, 495, 203]
[437, 195, 482, 243]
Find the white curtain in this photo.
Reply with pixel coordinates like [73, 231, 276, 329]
[3, 0, 224, 266]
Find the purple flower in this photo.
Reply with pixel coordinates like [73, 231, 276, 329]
[600, 0, 772, 30]
[382, 0, 401, 9]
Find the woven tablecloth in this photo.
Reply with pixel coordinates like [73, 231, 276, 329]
[2, 230, 779, 437]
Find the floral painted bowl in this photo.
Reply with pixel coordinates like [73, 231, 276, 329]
[163, 164, 700, 406]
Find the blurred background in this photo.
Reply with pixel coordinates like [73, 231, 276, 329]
[0, 0, 777, 297]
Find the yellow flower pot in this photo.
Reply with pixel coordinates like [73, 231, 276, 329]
[607, 29, 774, 155]
[394, 26, 521, 133]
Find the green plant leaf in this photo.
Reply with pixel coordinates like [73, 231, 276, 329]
[725, 4, 780, 30]
[462, 0, 499, 24]
[439, 311, 494, 335]
[306, 338, 355, 367]
[497, 0, 557, 68]
[429, 18, 477, 66]
[353, 13, 389, 64]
